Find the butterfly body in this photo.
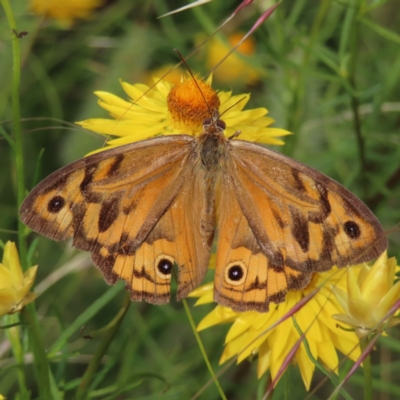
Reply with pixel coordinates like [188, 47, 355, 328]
[20, 115, 387, 312]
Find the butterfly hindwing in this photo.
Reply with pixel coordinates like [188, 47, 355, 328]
[93, 163, 214, 304]
[214, 173, 311, 312]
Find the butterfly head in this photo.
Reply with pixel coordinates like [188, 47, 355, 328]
[202, 110, 226, 135]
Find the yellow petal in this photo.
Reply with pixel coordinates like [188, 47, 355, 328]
[374, 280, 400, 322]
[387, 257, 398, 285]
[78, 119, 165, 138]
[25, 265, 38, 281]
[16, 266, 38, 303]
[356, 263, 370, 287]
[20, 292, 37, 308]
[188, 282, 213, 297]
[197, 306, 237, 331]
[347, 298, 374, 327]
[193, 291, 214, 305]
[270, 334, 297, 381]
[331, 286, 350, 314]
[105, 124, 167, 143]
[267, 318, 293, 362]
[360, 252, 391, 304]
[223, 108, 266, 124]
[257, 341, 271, 378]
[252, 312, 274, 330]
[0, 287, 17, 316]
[0, 264, 13, 288]
[121, 81, 152, 101]
[332, 313, 360, 328]
[347, 268, 362, 302]
[219, 334, 247, 364]
[237, 328, 269, 362]
[226, 314, 258, 343]
[296, 343, 315, 391]
[331, 333, 360, 361]
[219, 93, 250, 112]
[316, 341, 338, 372]
[297, 308, 323, 343]
[95, 91, 133, 111]
[3, 242, 23, 287]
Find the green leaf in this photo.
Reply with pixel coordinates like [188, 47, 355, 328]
[48, 284, 122, 357]
[360, 18, 400, 45]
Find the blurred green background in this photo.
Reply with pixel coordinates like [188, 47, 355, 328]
[1, 0, 400, 398]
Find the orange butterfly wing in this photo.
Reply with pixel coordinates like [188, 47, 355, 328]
[212, 140, 387, 312]
[21, 136, 212, 304]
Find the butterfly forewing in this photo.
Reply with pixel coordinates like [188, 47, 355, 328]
[20, 135, 212, 304]
[230, 140, 387, 269]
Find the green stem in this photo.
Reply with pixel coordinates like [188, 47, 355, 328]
[1, 2, 49, 398]
[6, 316, 29, 399]
[21, 305, 51, 400]
[182, 299, 227, 400]
[76, 294, 131, 400]
[284, 0, 332, 155]
[191, 5, 216, 36]
[360, 336, 373, 400]
[348, 2, 367, 196]
[0, 0, 28, 269]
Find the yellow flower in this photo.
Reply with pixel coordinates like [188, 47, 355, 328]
[77, 75, 290, 152]
[30, 0, 103, 26]
[189, 267, 362, 390]
[333, 251, 400, 338]
[144, 64, 188, 86]
[205, 32, 262, 85]
[0, 242, 37, 317]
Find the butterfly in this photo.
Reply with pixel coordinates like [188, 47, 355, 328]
[20, 111, 387, 312]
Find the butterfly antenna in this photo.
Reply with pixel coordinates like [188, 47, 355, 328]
[219, 96, 247, 119]
[173, 48, 215, 120]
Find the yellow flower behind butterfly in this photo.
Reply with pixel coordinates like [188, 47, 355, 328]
[0, 242, 37, 317]
[205, 32, 262, 85]
[189, 266, 362, 390]
[76, 75, 290, 151]
[30, 0, 103, 26]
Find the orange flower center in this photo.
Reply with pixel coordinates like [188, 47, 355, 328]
[167, 78, 220, 133]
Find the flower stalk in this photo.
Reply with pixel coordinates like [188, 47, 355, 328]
[1, 1, 51, 398]
[0, 0, 27, 269]
[182, 298, 227, 400]
[360, 336, 373, 400]
[76, 294, 131, 400]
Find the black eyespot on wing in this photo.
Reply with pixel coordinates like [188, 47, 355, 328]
[228, 265, 244, 281]
[157, 258, 173, 275]
[344, 221, 361, 239]
[47, 196, 65, 213]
